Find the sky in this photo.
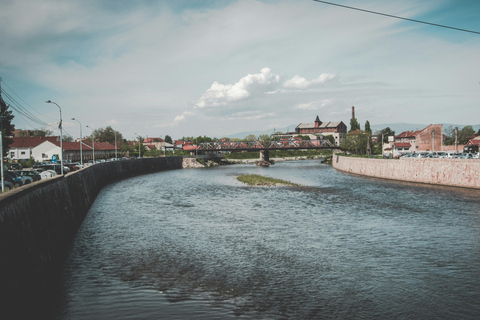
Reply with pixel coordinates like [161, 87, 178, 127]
[0, 0, 479, 140]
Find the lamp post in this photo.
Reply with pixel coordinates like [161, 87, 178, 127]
[45, 100, 63, 175]
[115, 132, 117, 160]
[135, 133, 141, 158]
[71, 118, 83, 166]
[86, 125, 95, 163]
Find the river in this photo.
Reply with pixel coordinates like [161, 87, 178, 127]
[52, 160, 480, 319]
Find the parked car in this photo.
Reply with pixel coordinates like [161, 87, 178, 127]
[3, 172, 23, 187]
[1, 180, 14, 191]
[459, 153, 475, 159]
[9, 163, 22, 170]
[9, 171, 33, 185]
[15, 170, 42, 182]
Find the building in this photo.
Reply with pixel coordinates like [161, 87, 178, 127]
[464, 135, 480, 153]
[142, 137, 164, 150]
[385, 124, 443, 157]
[7, 136, 59, 161]
[294, 116, 347, 146]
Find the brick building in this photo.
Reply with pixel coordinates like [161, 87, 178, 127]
[294, 116, 347, 146]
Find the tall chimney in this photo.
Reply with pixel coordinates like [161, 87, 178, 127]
[352, 106, 355, 119]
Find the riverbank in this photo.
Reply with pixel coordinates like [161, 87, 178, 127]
[332, 155, 480, 189]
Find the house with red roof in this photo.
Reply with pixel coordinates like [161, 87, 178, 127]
[7, 136, 59, 161]
[464, 135, 480, 153]
[30, 140, 117, 163]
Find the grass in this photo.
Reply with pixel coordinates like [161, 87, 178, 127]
[236, 174, 299, 186]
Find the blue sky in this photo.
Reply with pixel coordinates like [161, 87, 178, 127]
[0, 0, 479, 140]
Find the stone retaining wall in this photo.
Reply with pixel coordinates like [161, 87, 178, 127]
[332, 155, 480, 189]
[0, 157, 183, 317]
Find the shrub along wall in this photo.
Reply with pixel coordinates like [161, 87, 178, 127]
[0, 157, 183, 317]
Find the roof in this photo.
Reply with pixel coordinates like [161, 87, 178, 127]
[49, 141, 116, 151]
[346, 129, 368, 135]
[467, 136, 480, 145]
[394, 142, 411, 148]
[395, 130, 422, 138]
[10, 136, 59, 148]
[183, 145, 197, 151]
[296, 121, 343, 129]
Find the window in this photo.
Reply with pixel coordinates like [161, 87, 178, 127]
[21, 151, 26, 155]
[42, 153, 47, 158]
[10, 152, 15, 158]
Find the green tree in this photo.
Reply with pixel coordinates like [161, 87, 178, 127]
[0, 94, 15, 158]
[377, 127, 395, 143]
[245, 134, 256, 141]
[258, 134, 271, 145]
[349, 118, 361, 133]
[457, 125, 475, 144]
[341, 130, 369, 154]
[364, 120, 372, 134]
[325, 134, 335, 145]
[89, 126, 123, 144]
[164, 135, 173, 144]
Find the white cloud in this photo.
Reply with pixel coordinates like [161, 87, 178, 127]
[195, 68, 281, 109]
[284, 74, 336, 90]
[173, 111, 194, 124]
[295, 99, 332, 110]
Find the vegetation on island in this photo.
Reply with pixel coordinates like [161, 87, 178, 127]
[236, 174, 299, 186]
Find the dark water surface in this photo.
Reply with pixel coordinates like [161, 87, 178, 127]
[53, 161, 480, 319]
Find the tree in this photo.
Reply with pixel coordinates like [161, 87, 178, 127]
[245, 134, 256, 141]
[377, 127, 395, 143]
[258, 134, 271, 145]
[341, 130, 369, 154]
[349, 118, 361, 133]
[457, 125, 475, 144]
[325, 135, 335, 145]
[364, 120, 372, 134]
[164, 135, 173, 144]
[89, 126, 123, 144]
[0, 94, 15, 158]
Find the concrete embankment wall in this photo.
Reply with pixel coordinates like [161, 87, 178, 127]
[0, 157, 183, 315]
[332, 155, 480, 189]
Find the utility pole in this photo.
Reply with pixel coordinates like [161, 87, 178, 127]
[1, 76, 5, 191]
[455, 127, 458, 153]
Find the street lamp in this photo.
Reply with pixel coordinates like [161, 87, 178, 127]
[45, 100, 63, 175]
[71, 118, 83, 166]
[86, 125, 95, 163]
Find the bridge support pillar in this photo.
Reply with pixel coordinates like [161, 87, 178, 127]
[260, 150, 270, 162]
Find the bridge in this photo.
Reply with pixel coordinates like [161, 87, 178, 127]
[194, 139, 339, 162]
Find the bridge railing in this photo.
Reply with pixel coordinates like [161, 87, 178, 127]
[197, 139, 334, 151]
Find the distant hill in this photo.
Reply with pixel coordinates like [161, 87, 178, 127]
[226, 123, 480, 139]
[225, 124, 297, 139]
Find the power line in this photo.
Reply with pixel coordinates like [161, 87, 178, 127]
[312, 0, 480, 35]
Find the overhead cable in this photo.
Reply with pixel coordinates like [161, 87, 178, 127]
[312, 0, 480, 35]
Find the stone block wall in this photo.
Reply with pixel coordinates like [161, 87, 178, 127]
[333, 155, 480, 189]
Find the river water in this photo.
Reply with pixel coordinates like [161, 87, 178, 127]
[52, 160, 480, 319]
